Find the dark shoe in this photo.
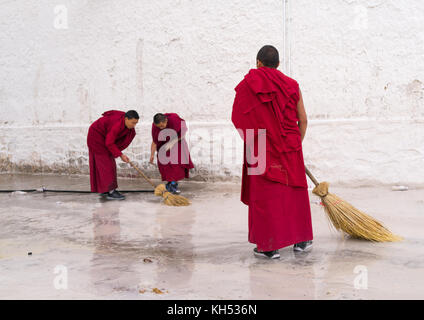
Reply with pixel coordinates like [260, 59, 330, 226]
[170, 182, 181, 195]
[166, 181, 181, 195]
[106, 190, 125, 200]
[293, 240, 313, 252]
[253, 248, 280, 259]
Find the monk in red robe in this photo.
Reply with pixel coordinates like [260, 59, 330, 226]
[87, 110, 139, 200]
[231, 45, 313, 259]
[150, 113, 194, 194]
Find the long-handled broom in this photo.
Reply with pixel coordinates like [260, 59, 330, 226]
[129, 161, 190, 207]
[305, 165, 402, 242]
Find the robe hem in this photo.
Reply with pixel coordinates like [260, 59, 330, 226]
[250, 236, 314, 252]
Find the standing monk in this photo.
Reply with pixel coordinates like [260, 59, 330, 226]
[150, 113, 194, 194]
[231, 45, 313, 259]
[87, 110, 139, 200]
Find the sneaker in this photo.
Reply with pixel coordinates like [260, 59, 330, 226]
[166, 182, 181, 195]
[253, 248, 280, 259]
[170, 182, 181, 195]
[106, 190, 125, 200]
[293, 240, 313, 252]
[165, 182, 173, 193]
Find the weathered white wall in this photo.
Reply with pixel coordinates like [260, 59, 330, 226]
[290, 0, 424, 187]
[0, 0, 423, 186]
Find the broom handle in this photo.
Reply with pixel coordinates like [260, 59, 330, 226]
[305, 165, 320, 187]
[131, 160, 319, 189]
[129, 161, 157, 188]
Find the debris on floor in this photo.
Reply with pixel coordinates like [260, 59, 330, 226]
[139, 288, 168, 295]
[152, 288, 164, 294]
[392, 186, 409, 191]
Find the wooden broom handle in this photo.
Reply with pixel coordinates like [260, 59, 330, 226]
[131, 161, 319, 189]
[305, 165, 320, 187]
[129, 161, 157, 188]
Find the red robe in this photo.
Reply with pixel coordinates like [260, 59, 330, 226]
[87, 110, 136, 193]
[151, 113, 194, 182]
[232, 67, 313, 251]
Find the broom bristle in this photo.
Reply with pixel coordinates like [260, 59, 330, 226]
[154, 184, 167, 197]
[313, 182, 402, 242]
[154, 184, 191, 207]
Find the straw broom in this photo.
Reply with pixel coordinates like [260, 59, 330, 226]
[129, 161, 190, 206]
[305, 166, 402, 242]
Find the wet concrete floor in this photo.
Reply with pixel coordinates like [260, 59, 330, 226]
[0, 174, 423, 299]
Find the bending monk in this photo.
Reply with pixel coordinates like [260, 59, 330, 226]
[231, 45, 313, 259]
[87, 110, 139, 200]
[150, 113, 194, 194]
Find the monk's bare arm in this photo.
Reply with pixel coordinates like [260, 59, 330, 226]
[297, 89, 308, 143]
[150, 142, 157, 164]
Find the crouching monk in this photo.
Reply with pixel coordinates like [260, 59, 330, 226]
[231, 45, 313, 259]
[150, 113, 194, 194]
[87, 110, 139, 200]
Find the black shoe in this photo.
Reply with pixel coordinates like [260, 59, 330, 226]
[293, 240, 313, 252]
[253, 248, 280, 259]
[106, 190, 125, 200]
[166, 182, 181, 195]
[171, 182, 181, 195]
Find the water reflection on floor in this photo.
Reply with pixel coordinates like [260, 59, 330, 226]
[0, 174, 423, 299]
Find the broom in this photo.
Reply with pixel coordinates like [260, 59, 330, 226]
[305, 165, 402, 242]
[129, 161, 190, 207]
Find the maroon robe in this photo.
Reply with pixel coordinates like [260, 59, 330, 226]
[231, 67, 313, 251]
[151, 113, 194, 182]
[87, 110, 136, 193]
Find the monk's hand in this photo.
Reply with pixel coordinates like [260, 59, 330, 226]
[120, 154, 130, 163]
[149, 154, 155, 164]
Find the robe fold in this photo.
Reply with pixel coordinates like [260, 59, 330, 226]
[151, 113, 194, 182]
[87, 110, 136, 193]
[232, 67, 313, 251]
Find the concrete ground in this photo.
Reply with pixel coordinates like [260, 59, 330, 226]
[0, 173, 423, 300]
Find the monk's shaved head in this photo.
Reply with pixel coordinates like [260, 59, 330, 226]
[124, 110, 139, 129]
[125, 110, 139, 120]
[256, 45, 279, 69]
[153, 113, 168, 125]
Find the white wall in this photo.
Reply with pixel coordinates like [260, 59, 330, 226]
[0, 0, 423, 187]
[290, 0, 424, 187]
